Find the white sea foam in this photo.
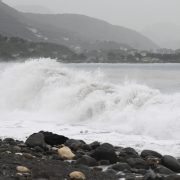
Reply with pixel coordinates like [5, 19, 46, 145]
[0, 58, 180, 156]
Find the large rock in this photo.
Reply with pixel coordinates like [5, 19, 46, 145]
[58, 146, 75, 160]
[90, 143, 117, 164]
[127, 158, 148, 169]
[110, 162, 131, 172]
[3, 138, 16, 145]
[155, 165, 174, 175]
[89, 141, 100, 149]
[118, 147, 139, 162]
[25, 133, 46, 148]
[121, 147, 139, 158]
[141, 150, 162, 159]
[40, 131, 68, 146]
[75, 155, 98, 167]
[162, 155, 180, 173]
[65, 139, 85, 151]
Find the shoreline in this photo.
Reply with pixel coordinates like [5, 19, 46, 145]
[0, 131, 180, 180]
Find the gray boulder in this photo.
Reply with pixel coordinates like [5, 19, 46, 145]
[75, 155, 98, 167]
[141, 150, 162, 159]
[91, 143, 118, 164]
[162, 155, 180, 173]
[25, 133, 46, 149]
[127, 157, 148, 169]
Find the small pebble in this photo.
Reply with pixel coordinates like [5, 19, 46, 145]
[16, 166, 30, 173]
[69, 171, 86, 180]
[6, 151, 11, 154]
[23, 153, 34, 159]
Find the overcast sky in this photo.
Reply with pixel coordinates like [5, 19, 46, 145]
[3, 0, 180, 30]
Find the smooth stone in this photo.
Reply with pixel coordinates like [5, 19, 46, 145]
[118, 147, 139, 160]
[74, 150, 86, 159]
[81, 144, 92, 151]
[99, 160, 110, 165]
[91, 143, 117, 164]
[23, 153, 34, 159]
[65, 139, 85, 151]
[13, 146, 21, 152]
[25, 133, 46, 148]
[3, 138, 16, 145]
[127, 158, 148, 169]
[155, 165, 174, 175]
[58, 146, 75, 160]
[69, 171, 86, 180]
[104, 169, 117, 175]
[16, 166, 30, 173]
[110, 162, 131, 172]
[40, 131, 68, 146]
[122, 147, 139, 157]
[162, 155, 180, 172]
[75, 155, 98, 167]
[141, 150, 162, 159]
[89, 141, 100, 149]
[34, 146, 44, 152]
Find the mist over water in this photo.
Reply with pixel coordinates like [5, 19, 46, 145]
[1, 59, 180, 156]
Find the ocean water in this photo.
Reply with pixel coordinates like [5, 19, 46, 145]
[0, 58, 180, 156]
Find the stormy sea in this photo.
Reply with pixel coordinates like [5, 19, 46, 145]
[1, 59, 180, 156]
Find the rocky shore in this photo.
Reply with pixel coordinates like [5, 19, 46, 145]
[0, 131, 180, 180]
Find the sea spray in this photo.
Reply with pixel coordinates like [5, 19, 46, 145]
[0, 58, 180, 155]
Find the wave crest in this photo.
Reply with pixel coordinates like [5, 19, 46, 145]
[0, 58, 180, 140]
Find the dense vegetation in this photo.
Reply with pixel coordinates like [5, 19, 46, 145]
[0, 35, 85, 62]
[0, 34, 180, 63]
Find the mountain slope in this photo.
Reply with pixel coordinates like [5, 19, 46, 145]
[0, 1, 158, 50]
[0, 1, 38, 40]
[24, 13, 158, 50]
[0, 34, 80, 61]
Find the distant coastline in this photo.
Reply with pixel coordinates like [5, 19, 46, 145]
[0, 35, 180, 63]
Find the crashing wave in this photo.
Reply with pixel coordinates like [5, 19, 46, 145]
[0, 58, 180, 141]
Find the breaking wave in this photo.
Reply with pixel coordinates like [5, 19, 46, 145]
[0, 58, 180, 140]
